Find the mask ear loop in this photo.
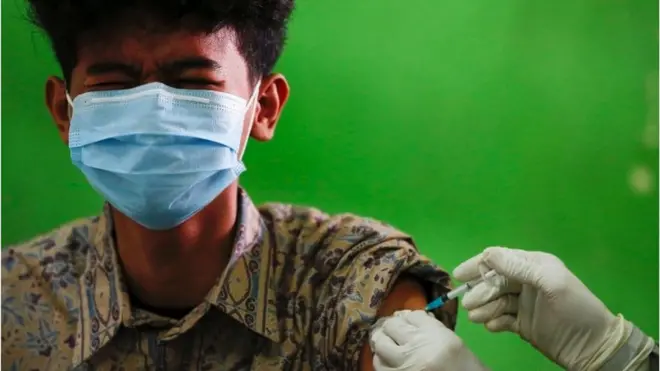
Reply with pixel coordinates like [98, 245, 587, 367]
[225, 82, 263, 268]
[65, 92, 74, 119]
[237, 81, 262, 160]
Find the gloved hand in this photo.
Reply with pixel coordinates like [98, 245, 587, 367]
[453, 246, 643, 371]
[369, 310, 490, 371]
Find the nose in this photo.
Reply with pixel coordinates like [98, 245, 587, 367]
[139, 72, 163, 85]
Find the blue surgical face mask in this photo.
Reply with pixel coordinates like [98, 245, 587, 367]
[66, 81, 261, 230]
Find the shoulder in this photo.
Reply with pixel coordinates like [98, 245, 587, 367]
[258, 202, 439, 280]
[3, 217, 97, 285]
[258, 203, 415, 279]
[258, 202, 411, 252]
[258, 203, 455, 366]
[2, 217, 97, 357]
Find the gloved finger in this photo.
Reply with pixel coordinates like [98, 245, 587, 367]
[373, 354, 398, 371]
[381, 316, 419, 346]
[461, 277, 520, 310]
[484, 314, 518, 333]
[398, 310, 440, 329]
[467, 294, 519, 323]
[481, 246, 541, 286]
[370, 329, 405, 367]
[453, 253, 483, 282]
[453, 251, 520, 291]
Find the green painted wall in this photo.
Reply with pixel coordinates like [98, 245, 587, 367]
[2, 0, 657, 369]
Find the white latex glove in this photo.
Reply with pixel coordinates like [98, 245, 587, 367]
[369, 310, 490, 371]
[453, 246, 648, 371]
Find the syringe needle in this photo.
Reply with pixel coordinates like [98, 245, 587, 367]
[425, 270, 498, 311]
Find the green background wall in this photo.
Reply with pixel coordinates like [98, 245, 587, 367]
[2, 0, 658, 369]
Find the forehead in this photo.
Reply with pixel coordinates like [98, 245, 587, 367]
[74, 25, 250, 84]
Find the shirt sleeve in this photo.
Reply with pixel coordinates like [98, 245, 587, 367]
[310, 215, 457, 370]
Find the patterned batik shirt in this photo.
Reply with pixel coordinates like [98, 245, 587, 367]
[2, 189, 456, 371]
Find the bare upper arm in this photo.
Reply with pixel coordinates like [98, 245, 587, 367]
[358, 278, 443, 371]
[302, 214, 456, 370]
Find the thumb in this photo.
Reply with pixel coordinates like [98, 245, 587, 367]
[481, 247, 541, 286]
[373, 355, 398, 371]
[401, 310, 444, 330]
[453, 253, 483, 282]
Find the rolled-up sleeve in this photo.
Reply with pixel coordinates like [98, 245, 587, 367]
[309, 215, 457, 370]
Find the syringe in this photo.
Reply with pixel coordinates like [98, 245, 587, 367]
[425, 270, 498, 311]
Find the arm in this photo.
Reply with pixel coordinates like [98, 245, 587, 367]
[310, 216, 457, 371]
[314, 235, 456, 371]
[636, 358, 652, 371]
[599, 329, 658, 371]
[359, 278, 435, 371]
[453, 246, 658, 371]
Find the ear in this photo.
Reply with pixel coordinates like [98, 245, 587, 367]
[250, 73, 290, 142]
[45, 76, 71, 144]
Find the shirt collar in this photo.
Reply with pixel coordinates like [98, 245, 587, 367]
[205, 188, 281, 343]
[72, 188, 281, 369]
[72, 208, 129, 368]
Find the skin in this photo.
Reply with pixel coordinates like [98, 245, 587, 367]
[46, 24, 288, 310]
[44, 18, 434, 370]
[360, 279, 433, 371]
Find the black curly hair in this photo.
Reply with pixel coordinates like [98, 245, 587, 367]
[26, 0, 294, 83]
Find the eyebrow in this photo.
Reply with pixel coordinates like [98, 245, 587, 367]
[160, 57, 223, 75]
[86, 62, 142, 78]
[85, 57, 222, 78]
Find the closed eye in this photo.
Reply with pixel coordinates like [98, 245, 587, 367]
[176, 79, 222, 89]
[86, 82, 134, 90]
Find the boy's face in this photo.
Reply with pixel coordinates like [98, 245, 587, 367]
[44, 21, 290, 152]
